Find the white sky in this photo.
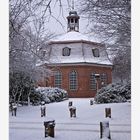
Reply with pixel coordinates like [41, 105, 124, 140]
[45, 0, 89, 35]
[44, 0, 112, 43]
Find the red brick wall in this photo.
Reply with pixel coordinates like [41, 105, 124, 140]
[39, 65, 112, 98]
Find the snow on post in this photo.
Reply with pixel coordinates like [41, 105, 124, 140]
[100, 121, 111, 139]
[105, 108, 111, 118]
[90, 99, 95, 105]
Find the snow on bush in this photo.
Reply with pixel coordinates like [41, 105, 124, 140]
[95, 82, 131, 104]
[35, 87, 68, 103]
[30, 91, 42, 105]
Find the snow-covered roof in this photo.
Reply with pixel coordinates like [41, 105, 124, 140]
[36, 31, 112, 67]
[39, 42, 112, 66]
[50, 31, 91, 42]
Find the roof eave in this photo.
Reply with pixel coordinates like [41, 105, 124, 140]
[48, 40, 102, 46]
[46, 62, 113, 67]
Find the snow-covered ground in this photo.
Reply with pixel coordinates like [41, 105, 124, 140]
[9, 98, 131, 140]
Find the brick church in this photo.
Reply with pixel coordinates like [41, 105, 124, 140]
[37, 9, 113, 98]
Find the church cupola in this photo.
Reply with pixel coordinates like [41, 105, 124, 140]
[67, 3, 80, 32]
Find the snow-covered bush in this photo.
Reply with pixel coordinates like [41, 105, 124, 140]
[35, 87, 68, 104]
[95, 82, 131, 104]
[30, 91, 42, 105]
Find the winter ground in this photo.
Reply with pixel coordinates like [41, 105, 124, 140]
[9, 98, 131, 140]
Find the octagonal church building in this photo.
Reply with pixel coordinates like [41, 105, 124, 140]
[37, 9, 113, 98]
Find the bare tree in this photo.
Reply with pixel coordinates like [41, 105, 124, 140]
[9, 0, 65, 104]
[79, 0, 130, 43]
[112, 47, 131, 83]
[79, 0, 131, 82]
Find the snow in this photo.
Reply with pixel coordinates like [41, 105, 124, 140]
[50, 31, 90, 42]
[35, 87, 68, 103]
[47, 43, 112, 66]
[12, 105, 17, 109]
[9, 98, 131, 140]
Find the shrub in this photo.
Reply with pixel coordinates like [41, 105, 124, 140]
[35, 87, 68, 104]
[30, 91, 42, 105]
[94, 82, 131, 104]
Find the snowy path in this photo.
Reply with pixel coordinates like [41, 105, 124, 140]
[10, 121, 130, 133]
[9, 98, 131, 140]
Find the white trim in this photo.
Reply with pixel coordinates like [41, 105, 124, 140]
[54, 70, 62, 88]
[47, 62, 113, 68]
[49, 40, 101, 45]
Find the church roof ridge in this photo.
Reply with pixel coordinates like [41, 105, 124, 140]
[50, 31, 92, 43]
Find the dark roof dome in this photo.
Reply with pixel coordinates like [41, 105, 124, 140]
[69, 10, 78, 16]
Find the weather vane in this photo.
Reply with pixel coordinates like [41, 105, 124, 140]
[72, 0, 74, 10]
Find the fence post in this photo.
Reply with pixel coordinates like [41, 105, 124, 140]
[40, 102, 46, 117]
[72, 107, 76, 117]
[44, 120, 55, 138]
[69, 107, 73, 117]
[105, 108, 111, 118]
[68, 101, 73, 107]
[90, 100, 94, 105]
[69, 106, 76, 118]
[11, 103, 17, 117]
[100, 121, 111, 139]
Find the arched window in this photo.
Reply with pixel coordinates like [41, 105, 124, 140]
[71, 18, 74, 23]
[100, 73, 107, 87]
[62, 47, 71, 56]
[69, 71, 78, 90]
[90, 73, 96, 90]
[54, 71, 62, 88]
[92, 48, 100, 57]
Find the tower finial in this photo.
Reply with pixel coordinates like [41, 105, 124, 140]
[72, 0, 74, 10]
[67, 0, 80, 32]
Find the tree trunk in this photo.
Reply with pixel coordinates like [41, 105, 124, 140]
[28, 88, 31, 106]
[17, 88, 23, 105]
[28, 96, 30, 106]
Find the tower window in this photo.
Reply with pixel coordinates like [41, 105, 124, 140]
[54, 71, 62, 88]
[75, 19, 78, 23]
[69, 71, 78, 90]
[62, 47, 71, 56]
[90, 73, 96, 90]
[71, 18, 74, 23]
[92, 48, 100, 57]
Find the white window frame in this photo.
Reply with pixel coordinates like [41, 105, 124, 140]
[90, 73, 97, 90]
[69, 71, 78, 90]
[54, 71, 62, 88]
